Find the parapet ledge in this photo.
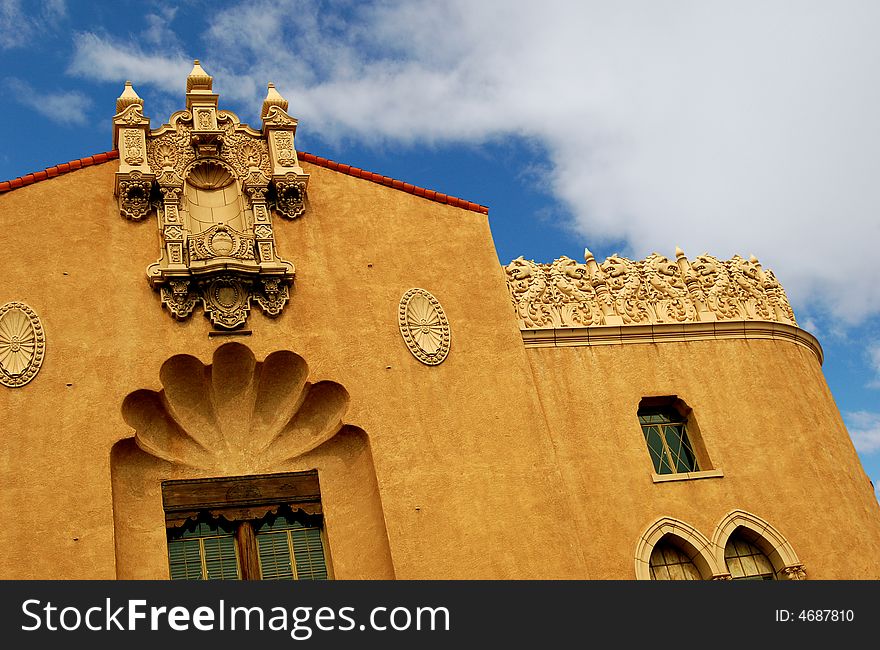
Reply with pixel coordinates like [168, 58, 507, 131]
[522, 320, 823, 365]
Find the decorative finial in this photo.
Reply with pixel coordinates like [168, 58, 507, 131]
[186, 59, 213, 93]
[749, 254, 760, 264]
[675, 246, 685, 258]
[116, 80, 143, 114]
[261, 82, 289, 118]
[584, 247, 594, 262]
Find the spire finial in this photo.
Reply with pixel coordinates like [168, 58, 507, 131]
[261, 81, 289, 118]
[116, 80, 143, 114]
[186, 59, 213, 93]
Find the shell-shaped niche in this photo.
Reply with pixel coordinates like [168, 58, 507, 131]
[0, 302, 45, 388]
[398, 288, 451, 365]
[187, 160, 235, 190]
[121, 343, 350, 472]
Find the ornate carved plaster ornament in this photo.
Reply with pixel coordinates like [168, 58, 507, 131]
[781, 564, 807, 580]
[398, 288, 451, 365]
[505, 248, 797, 329]
[113, 62, 310, 329]
[0, 302, 45, 388]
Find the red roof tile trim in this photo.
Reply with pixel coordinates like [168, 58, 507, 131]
[0, 148, 490, 215]
[0, 150, 119, 193]
[297, 151, 489, 214]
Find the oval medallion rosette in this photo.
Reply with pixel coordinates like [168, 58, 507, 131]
[0, 302, 45, 388]
[398, 288, 451, 365]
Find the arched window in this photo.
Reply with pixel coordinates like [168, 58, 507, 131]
[649, 539, 703, 580]
[635, 517, 722, 580]
[712, 510, 807, 580]
[724, 532, 775, 580]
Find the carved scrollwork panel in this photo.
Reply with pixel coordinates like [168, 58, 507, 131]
[117, 64, 308, 330]
[117, 172, 154, 221]
[274, 175, 308, 220]
[188, 225, 255, 261]
[201, 276, 252, 329]
[253, 278, 290, 316]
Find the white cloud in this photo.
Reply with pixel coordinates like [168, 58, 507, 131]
[43, 0, 66, 24]
[143, 6, 179, 49]
[4, 77, 91, 126]
[846, 411, 880, 455]
[68, 32, 192, 93]
[67, 31, 259, 108]
[0, 1, 28, 49]
[65, 0, 880, 325]
[0, 0, 66, 48]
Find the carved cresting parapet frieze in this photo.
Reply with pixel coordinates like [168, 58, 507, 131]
[505, 248, 797, 329]
[113, 62, 310, 329]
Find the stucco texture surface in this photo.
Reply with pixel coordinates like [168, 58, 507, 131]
[1, 160, 878, 580]
[0, 161, 578, 579]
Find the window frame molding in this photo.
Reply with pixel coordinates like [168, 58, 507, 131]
[651, 468, 724, 483]
[635, 511, 807, 580]
[634, 516, 723, 581]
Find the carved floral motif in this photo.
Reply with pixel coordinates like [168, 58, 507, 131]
[505, 251, 797, 329]
[123, 130, 144, 165]
[398, 288, 451, 365]
[782, 564, 807, 580]
[274, 131, 297, 166]
[253, 278, 290, 316]
[188, 224, 255, 261]
[118, 172, 153, 221]
[0, 302, 45, 388]
[197, 109, 213, 129]
[275, 176, 307, 220]
[202, 276, 252, 329]
[160, 280, 198, 319]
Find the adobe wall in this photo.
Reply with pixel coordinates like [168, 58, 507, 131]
[0, 161, 581, 579]
[2, 159, 877, 580]
[525, 336, 880, 579]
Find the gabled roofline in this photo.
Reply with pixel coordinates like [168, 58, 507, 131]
[0, 149, 490, 214]
[297, 151, 489, 214]
[0, 151, 119, 192]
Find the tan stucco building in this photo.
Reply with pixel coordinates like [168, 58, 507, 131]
[2, 63, 878, 581]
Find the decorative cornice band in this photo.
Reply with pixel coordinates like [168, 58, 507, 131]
[521, 320, 823, 365]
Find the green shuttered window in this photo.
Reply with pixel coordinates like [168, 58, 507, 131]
[166, 511, 329, 581]
[168, 520, 240, 580]
[257, 513, 329, 581]
[163, 471, 330, 581]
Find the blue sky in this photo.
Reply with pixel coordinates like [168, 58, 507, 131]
[1, 0, 879, 497]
